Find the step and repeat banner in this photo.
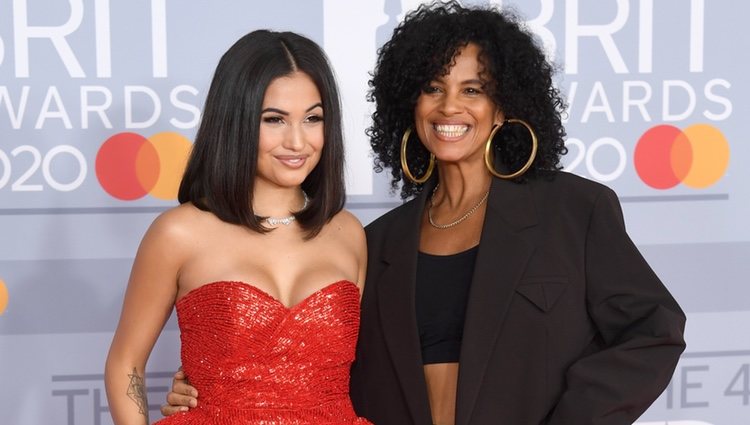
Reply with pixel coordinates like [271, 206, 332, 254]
[1, 1, 747, 424]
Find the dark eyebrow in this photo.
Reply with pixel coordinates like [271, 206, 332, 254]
[306, 102, 323, 112]
[261, 107, 288, 115]
[462, 79, 486, 86]
[261, 103, 323, 115]
[430, 77, 486, 86]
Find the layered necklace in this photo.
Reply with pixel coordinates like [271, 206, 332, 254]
[427, 184, 489, 229]
[262, 192, 309, 226]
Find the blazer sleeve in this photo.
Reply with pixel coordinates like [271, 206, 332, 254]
[547, 187, 686, 425]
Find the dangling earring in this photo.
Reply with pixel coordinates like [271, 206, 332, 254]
[400, 127, 435, 184]
[484, 118, 538, 179]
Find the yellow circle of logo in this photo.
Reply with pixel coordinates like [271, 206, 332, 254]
[0, 279, 8, 315]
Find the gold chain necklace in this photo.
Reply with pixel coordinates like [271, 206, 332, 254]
[427, 184, 489, 229]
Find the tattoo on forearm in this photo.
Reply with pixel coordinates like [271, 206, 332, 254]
[126, 368, 149, 420]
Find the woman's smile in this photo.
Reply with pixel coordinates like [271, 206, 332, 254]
[432, 123, 470, 139]
[274, 155, 309, 169]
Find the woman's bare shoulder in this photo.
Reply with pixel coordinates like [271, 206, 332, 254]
[143, 203, 215, 249]
[326, 209, 367, 288]
[331, 210, 366, 252]
[328, 209, 365, 240]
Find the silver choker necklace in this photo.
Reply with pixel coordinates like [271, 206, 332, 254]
[263, 192, 309, 226]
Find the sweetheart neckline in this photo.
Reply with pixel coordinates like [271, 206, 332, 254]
[176, 279, 358, 311]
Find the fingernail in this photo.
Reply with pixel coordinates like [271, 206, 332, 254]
[180, 407, 188, 412]
[189, 399, 197, 407]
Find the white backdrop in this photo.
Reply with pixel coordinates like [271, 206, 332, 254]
[1, 1, 748, 424]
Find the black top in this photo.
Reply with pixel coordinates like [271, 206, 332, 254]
[415, 245, 478, 364]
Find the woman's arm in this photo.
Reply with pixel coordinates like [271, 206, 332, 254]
[105, 211, 188, 425]
[547, 187, 686, 424]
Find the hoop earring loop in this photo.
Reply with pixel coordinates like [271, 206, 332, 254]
[484, 118, 538, 179]
[400, 127, 435, 184]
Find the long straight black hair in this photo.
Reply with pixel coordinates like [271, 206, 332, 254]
[178, 30, 346, 239]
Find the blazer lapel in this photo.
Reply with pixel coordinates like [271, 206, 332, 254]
[455, 178, 538, 425]
[376, 184, 434, 425]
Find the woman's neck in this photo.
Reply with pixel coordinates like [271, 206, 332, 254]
[251, 184, 306, 217]
[433, 162, 491, 210]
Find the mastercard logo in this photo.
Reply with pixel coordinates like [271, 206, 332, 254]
[634, 124, 730, 189]
[0, 279, 8, 315]
[96, 132, 192, 200]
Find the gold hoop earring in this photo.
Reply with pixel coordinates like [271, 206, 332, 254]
[400, 127, 435, 184]
[484, 118, 538, 179]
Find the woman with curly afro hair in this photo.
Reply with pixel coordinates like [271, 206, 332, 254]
[352, 2, 685, 424]
[162, 2, 685, 424]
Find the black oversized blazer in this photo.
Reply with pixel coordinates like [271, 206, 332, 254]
[350, 172, 686, 425]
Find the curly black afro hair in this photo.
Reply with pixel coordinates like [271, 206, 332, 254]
[367, 0, 568, 199]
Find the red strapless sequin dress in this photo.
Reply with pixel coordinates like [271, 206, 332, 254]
[156, 280, 371, 425]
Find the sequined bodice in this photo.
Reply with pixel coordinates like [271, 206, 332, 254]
[155, 280, 371, 425]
